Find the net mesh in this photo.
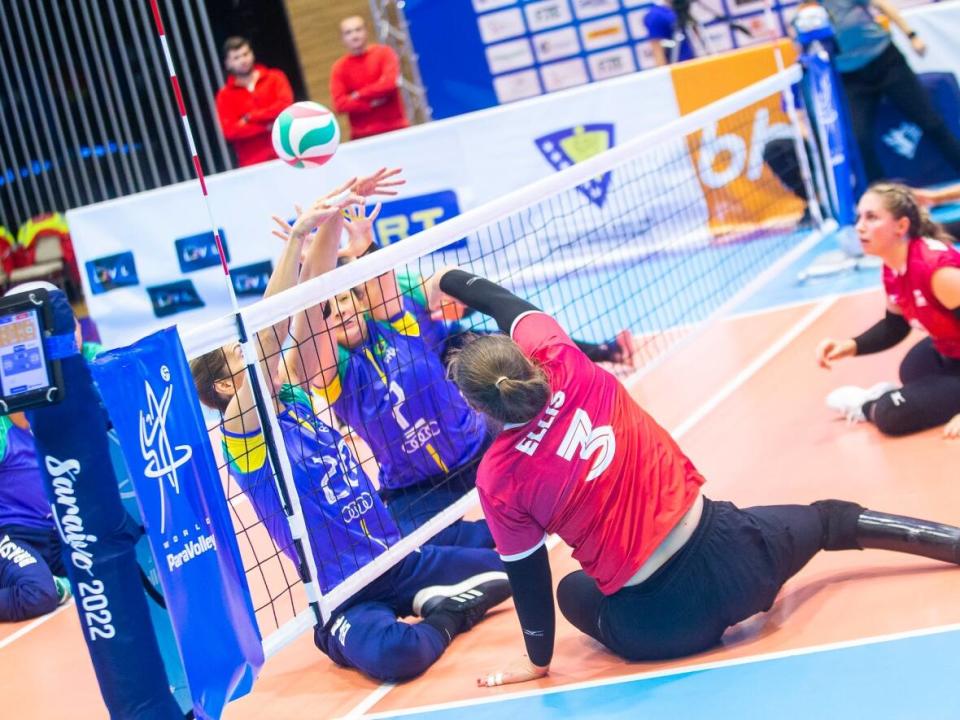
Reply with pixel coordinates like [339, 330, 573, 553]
[180, 66, 822, 654]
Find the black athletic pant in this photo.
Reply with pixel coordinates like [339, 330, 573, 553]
[763, 138, 809, 203]
[556, 497, 860, 661]
[840, 44, 960, 183]
[862, 337, 960, 436]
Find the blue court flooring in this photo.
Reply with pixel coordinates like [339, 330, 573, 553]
[378, 626, 959, 720]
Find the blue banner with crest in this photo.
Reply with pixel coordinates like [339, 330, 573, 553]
[91, 327, 263, 720]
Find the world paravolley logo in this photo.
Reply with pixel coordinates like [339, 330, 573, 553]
[535, 124, 615, 208]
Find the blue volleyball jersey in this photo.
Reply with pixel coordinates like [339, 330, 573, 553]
[395, 270, 449, 353]
[314, 305, 488, 491]
[0, 417, 53, 530]
[222, 385, 401, 595]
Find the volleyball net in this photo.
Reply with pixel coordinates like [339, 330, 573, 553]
[178, 64, 829, 659]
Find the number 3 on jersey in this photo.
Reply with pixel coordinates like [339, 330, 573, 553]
[556, 408, 615, 481]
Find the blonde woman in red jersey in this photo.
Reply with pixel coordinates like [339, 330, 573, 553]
[426, 267, 960, 687]
[816, 183, 960, 438]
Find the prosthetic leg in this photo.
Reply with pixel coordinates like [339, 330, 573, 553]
[814, 500, 960, 564]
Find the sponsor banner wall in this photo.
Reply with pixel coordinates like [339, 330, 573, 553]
[406, 0, 944, 120]
[69, 68, 680, 348]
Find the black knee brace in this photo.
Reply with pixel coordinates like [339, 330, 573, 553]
[812, 499, 865, 550]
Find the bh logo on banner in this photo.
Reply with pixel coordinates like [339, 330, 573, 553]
[91, 328, 263, 719]
[535, 124, 615, 208]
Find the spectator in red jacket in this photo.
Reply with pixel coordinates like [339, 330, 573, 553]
[330, 16, 409, 140]
[215, 37, 293, 167]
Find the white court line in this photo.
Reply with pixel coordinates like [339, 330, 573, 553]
[653, 295, 837, 440]
[358, 622, 960, 719]
[342, 295, 838, 719]
[0, 599, 74, 651]
[341, 683, 397, 720]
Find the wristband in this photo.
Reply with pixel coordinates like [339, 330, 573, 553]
[907, 30, 917, 39]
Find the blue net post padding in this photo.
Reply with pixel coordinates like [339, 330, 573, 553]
[26, 289, 182, 720]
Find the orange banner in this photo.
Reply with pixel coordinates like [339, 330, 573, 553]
[670, 41, 804, 236]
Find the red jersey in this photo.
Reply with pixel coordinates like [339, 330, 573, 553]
[476, 313, 704, 595]
[330, 45, 409, 140]
[883, 236, 960, 359]
[215, 65, 293, 166]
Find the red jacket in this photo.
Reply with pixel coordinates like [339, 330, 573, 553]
[215, 65, 293, 166]
[330, 45, 409, 140]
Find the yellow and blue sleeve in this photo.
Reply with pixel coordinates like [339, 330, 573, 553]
[311, 344, 352, 405]
[222, 429, 268, 474]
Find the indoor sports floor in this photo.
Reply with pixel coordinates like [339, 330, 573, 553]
[2, 218, 959, 719]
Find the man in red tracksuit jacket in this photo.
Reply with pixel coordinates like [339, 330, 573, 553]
[215, 37, 294, 167]
[330, 16, 409, 140]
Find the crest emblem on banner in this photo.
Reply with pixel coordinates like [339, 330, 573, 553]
[534, 124, 615, 208]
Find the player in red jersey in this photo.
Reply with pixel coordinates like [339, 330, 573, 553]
[816, 183, 960, 437]
[426, 267, 960, 687]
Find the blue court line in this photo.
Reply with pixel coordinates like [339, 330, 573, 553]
[375, 626, 960, 720]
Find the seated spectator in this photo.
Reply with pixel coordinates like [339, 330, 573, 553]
[215, 36, 293, 167]
[330, 16, 409, 140]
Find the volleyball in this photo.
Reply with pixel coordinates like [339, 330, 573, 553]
[272, 102, 340, 168]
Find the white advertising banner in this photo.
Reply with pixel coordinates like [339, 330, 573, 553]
[69, 68, 682, 348]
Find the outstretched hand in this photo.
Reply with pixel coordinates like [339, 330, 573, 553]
[340, 198, 382, 259]
[352, 167, 405, 198]
[272, 180, 363, 244]
[477, 656, 549, 688]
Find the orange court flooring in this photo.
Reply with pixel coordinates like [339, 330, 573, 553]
[2, 287, 959, 719]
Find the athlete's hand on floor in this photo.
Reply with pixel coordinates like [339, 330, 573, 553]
[943, 414, 960, 439]
[477, 656, 549, 688]
[815, 338, 857, 369]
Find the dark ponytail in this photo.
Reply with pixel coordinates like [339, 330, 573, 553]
[447, 334, 550, 425]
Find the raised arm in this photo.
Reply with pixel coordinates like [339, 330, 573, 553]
[338, 168, 407, 322]
[430, 269, 540, 334]
[222, 182, 357, 435]
[287, 210, 346, 390]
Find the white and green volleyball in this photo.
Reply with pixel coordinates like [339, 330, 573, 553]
[271, 102, 340, 168]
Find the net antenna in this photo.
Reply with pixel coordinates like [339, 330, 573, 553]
[147, 0, 325, 637]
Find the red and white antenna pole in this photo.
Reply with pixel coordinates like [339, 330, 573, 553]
[148, 0, 240, 314]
